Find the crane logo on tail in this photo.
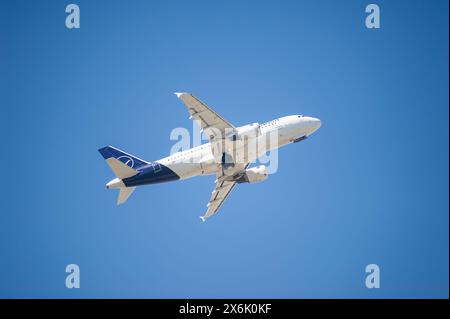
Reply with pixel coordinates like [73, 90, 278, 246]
[117, 156, 134, 168]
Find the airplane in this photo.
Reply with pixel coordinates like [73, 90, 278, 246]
[98, 92, 321, 221]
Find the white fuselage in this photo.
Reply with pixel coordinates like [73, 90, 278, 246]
[157, 115, 321, 180]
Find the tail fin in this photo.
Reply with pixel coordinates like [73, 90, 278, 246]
[118, 187, 136, 205]
[98, 146, 149, 169]
[99, 146, 142, 205]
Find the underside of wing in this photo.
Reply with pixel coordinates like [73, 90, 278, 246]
[175, 92, 235, 142]
[201, 179, 237, 221]
[174, 93, 251, 221]
[200, 163, 251, 221]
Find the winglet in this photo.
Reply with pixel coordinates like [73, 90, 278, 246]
[199, 216, 206, 222]
[174, 92, 186, 98]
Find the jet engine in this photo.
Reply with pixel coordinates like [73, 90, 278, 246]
[236, 165, 268, 183]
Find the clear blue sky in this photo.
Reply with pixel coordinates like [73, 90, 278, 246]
[0, 0, 448, 298]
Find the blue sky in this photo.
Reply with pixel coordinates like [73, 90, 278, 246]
[0, 0, 448, 298]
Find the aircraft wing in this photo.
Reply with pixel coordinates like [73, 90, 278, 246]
[200, 178, 238, 221]
[200, 163, 250, 221]
[175, 92, 235, 142]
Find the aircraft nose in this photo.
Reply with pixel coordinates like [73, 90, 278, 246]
[312, 117, 321, 129]
[304, 117, 321, 134]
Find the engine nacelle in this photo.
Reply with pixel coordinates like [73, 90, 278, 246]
[236, 165, 269, 184]
[235, 123, 260, 139]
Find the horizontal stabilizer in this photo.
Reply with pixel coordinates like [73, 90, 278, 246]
[117, 187, 136, 205]
[106, 157, 138, 179]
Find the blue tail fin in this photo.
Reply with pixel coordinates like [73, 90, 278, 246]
[98, 146, 149, 169]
